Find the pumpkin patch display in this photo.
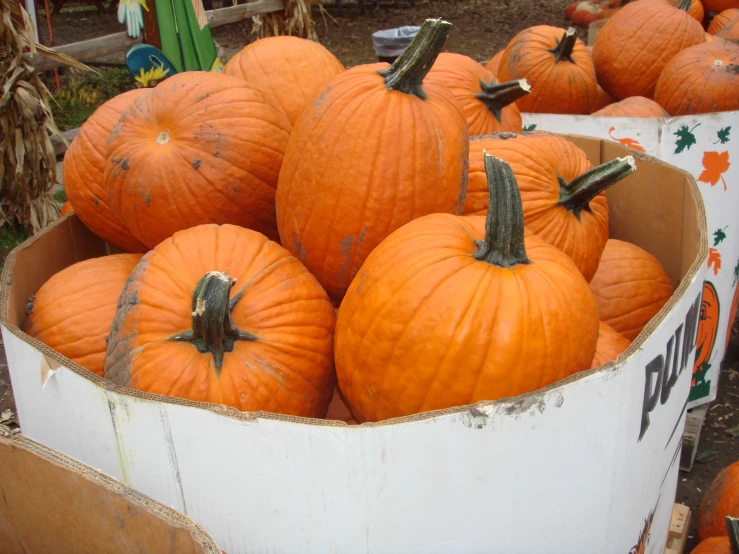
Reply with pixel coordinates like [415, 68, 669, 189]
[104, 72, 292, 249]
[670, 0, 705, 21]
[425, 53, 530, 135]
[692, 537, 732, 554]
[23, 254, 143, 377]
[591, 96, 669, 118]
[104, 224, 337, 418]
[707, 8, 739, 34]
[717, 17, 739, 40]
[698, 461, 739, 540]
[484, 49, 505, 76]
[276, 19, 469, 306]
[334, 152, 599, 422]
[590, 321, 631, 368]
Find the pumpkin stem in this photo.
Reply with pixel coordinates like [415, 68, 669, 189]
[678, 0, 692, 11]
[476, 79, 531, 123]
[550, 27, 578, 64]
[558, 156, 636, 219]
[168, 271, 257, 373]
[378, 18, 452, 100]
[727, 516, 739, 554]
[473, 152, 531, 268]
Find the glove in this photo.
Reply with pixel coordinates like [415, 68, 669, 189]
[118, 0, 145, 39]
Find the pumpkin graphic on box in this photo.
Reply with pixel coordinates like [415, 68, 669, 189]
[727, 283, 739, 355]
[692, 281, 720, 400]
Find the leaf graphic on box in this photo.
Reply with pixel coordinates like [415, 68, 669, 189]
[609, 127, 645, 152]
[715, 127, 731, 145]
[708, 248, 722, 276]
[674, 123, 700, 154]
[698, 151, 730, 191]
[523, 123, 537, 131]
[714, 227, 728, 246]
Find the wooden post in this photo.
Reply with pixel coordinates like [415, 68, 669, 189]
[142, 0, 161, 49]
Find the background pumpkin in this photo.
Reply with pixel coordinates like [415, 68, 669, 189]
[104, 224, 337, 418]
[589, 239, 675, 340]
[334, 153, 599, 422]
[276, 19, 469, 306]
[592, 0, 706, 100]
[485, 48, 505, 76]
[23, 254, 142, 376]
[692, 537, 732, 554]
[694, 281, 721, 378]
[670, 0, 705, 21]
[590, 85, 616, 113]
[63, 89, 148, 253]
[591, 321, 631, 368]
[104, 72, 292, 249]
[592, 96, 669, 117]
[223, 36, 345, 126]
[707, 8, 739, 34]
[58, 201, 73, 217]
[704, 0, 739, 16]
[717, 16, 739, 39]
[698, 461, 739, 540]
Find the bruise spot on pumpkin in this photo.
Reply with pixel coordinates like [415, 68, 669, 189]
[339, 235, 356, 276]
[121, 158, 130, 171]
[727, 64, 739, 75]
[110, 158, 122, 165]
[93, 198, 100, 207]
[24, 295, 35, 315]
[292, 236, 307, 262]
[195, 92, 210, 102]
[192, 159, 201, 170]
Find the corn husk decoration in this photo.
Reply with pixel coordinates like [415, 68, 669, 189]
[249, 0, 325, 41]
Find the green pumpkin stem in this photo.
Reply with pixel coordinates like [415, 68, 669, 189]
[678, 0, 692, 11]
[378, 18, 452, 100]
[168, 271, 256, 373]
[476, 79, 531, 123]
[473, 152, 531, 268]
[558, 156, 636, 219]
[550, 27, 578, 64]
[727, 516, 739, 554]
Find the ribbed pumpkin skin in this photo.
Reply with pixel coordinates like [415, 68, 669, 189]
[698, 461, 739, 540]
[276, 64, 469, 306]
[670, 0, 706, 21]
[692, 537, 732, 554]
[63, 89, 148, 253]
[592, 0, 706, 100]
[705, 0, 739, 15]
[104, 72, 292, 249]
[590, 85, 616, 113]
[592, 96, 669, 117]
[708, 8, 739, 33]
[23, 254, 143, 376]
[717, 17, 739, 39]
[654, 42, 739, 115]
[467, 134, 609, 282]
[425, 53, 522, 135]
[335, 216, 599, 422]
[104, 224, 336, 417]
[589, 239, 675, 340]
[59, 201, 73, 217]
[498, 25, 597, 114]
[223, 36, 345, 126]
[590, 321, 631, 368]
[485, 49, 505, 76]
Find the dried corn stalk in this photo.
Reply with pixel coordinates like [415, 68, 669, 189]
[0, 0, 89, 233]
[250, 0, 326, 41]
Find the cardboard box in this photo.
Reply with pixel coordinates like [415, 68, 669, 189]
[523, 111, 739, 409]
[0, 137, 707, 553]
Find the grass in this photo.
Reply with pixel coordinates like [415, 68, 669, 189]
[53, 188, 67, 204]
[0, 226, 30, 273]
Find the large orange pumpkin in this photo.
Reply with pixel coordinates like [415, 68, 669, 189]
[589, 239, 675, 340]
[592, 0, 706, 100]
[498, 26, 597, 114]
[276, 19, 469, 306]
[104, 224, 336, 417]
[23, 254, 142, 376]
[708, 9, 739, 34]
[670, 0, 706, 21]
[694, 281, 721, 376]
[591, 321, 631, 368]
[692, 537, 732, 554]
[467, 133, 635, 282]
[654, 41, 739, 115]
[592, 96, 669, 118]
[425, 53, 529, 135]
[63, 89, 148, 253]
[698, 461, 739, 540]
[485, 49, 505, 76]
[223, 36, 345, 126]
[104, 72, 292, 249]
[717, 17, 739, 39]
[334, 153, 599, 422]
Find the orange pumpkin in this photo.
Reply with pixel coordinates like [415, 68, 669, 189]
[717, 17, 739, 39]
[23, 254, 142, 376]
[63, 89, 148, 253]
[590, 85, 616, 113]
[694, 281, 721, 376]
[591, 321, 631, 368]
[58, 201, 73, 217]
[467, 133, 635, 282]
[670, 0, 706, 21]
[334, 153, 599, 422]
[425, 53, 529, 135]
[485, 49, 505, 76]
[592, 0, 706, 100]
[223, 36, 345, 126]
[104, 224, 336, 417]
[698, 461, 739, 540]
[498, 26, 598, 114]
[708, 9, 739, 34]
[104, 72, 292, 249]
[728, 283, 739, 355]
[276, 19, 469, 306]
[704, 0, 739, 16]
[589, 239, 675, 340]
[692, 537, 732, 554]
[592, 96, 669, 117]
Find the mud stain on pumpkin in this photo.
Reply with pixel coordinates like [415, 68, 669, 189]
[292, 236, 307, 262]
[195, 92, 210, 102]
[726, 64, 739, 75]
[192, 159, 201, 170]
[339, 234, 356, 277]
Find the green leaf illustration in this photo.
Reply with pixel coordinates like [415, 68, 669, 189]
[715, 127, 731, 145]
[674, 123, 701, 154]
[523, 123, 537, 131]
[714, 226, 728, 246]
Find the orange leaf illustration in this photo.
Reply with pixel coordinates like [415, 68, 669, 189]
[708, 247, 722, 275]
[608, 127, 645, 153]
[698, 151, 730, 191]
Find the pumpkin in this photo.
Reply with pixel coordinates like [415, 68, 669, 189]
[708, 9, 739, 34]
[592, 96, 669, 117]
[223, 36, 345, 126]
[467, 133, 636, 282]
[485, 49, 505, 76]
[589, 239, 675, 340]
[692, 537, 732, 554]
[694, 281, 720, 377]
[498, 26, 598, 114]
[670, 0, 705, 21]
[104, 72, 292, 249]
[698, 461, 739, 540]
[654, 41, 739, 115]
[23, 254, 142, 376]
[334, 152, 599, 422]
[591, 85, 616, 113]
[276, 19, 469, 306]
[59, 201, 73, 217]
[704, 0, 739, 16]
[592, 0, 706, 100]
[104, 224, 336, 417]
[425, 53, 530, 135]
[325, 388, 357, 424]
[717, 16, 739, 39]
[63, 89, 149, 253]
[728, 283, 739, 355]
[591, 321, 631, 368]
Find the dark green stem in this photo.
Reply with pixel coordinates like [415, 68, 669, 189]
[550, 27, 578, 64]
[473, 152, 531, 268]
[728, 516, 739, 554]
[476, 79, 531, 123]
[168, 271, 257, 373]
[377, 18, 452, 100]
[678, 0, 692, 11]
[558, 156, 636, 219]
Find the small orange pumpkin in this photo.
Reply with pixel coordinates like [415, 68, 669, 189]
[692, 537, 732, 554]
[708, 9, 739, 34]
[694, 281, 721, 376]
[591, 321, 631, 368]
[717, 17, 739, 40]
[698, 461, 739, 540]
[23, 254, 143, 376]
[485, 49, 505, 76]
[58, 201, 73, 217]
[670, 0, 705, 21]
[592, 96, 669, 118]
